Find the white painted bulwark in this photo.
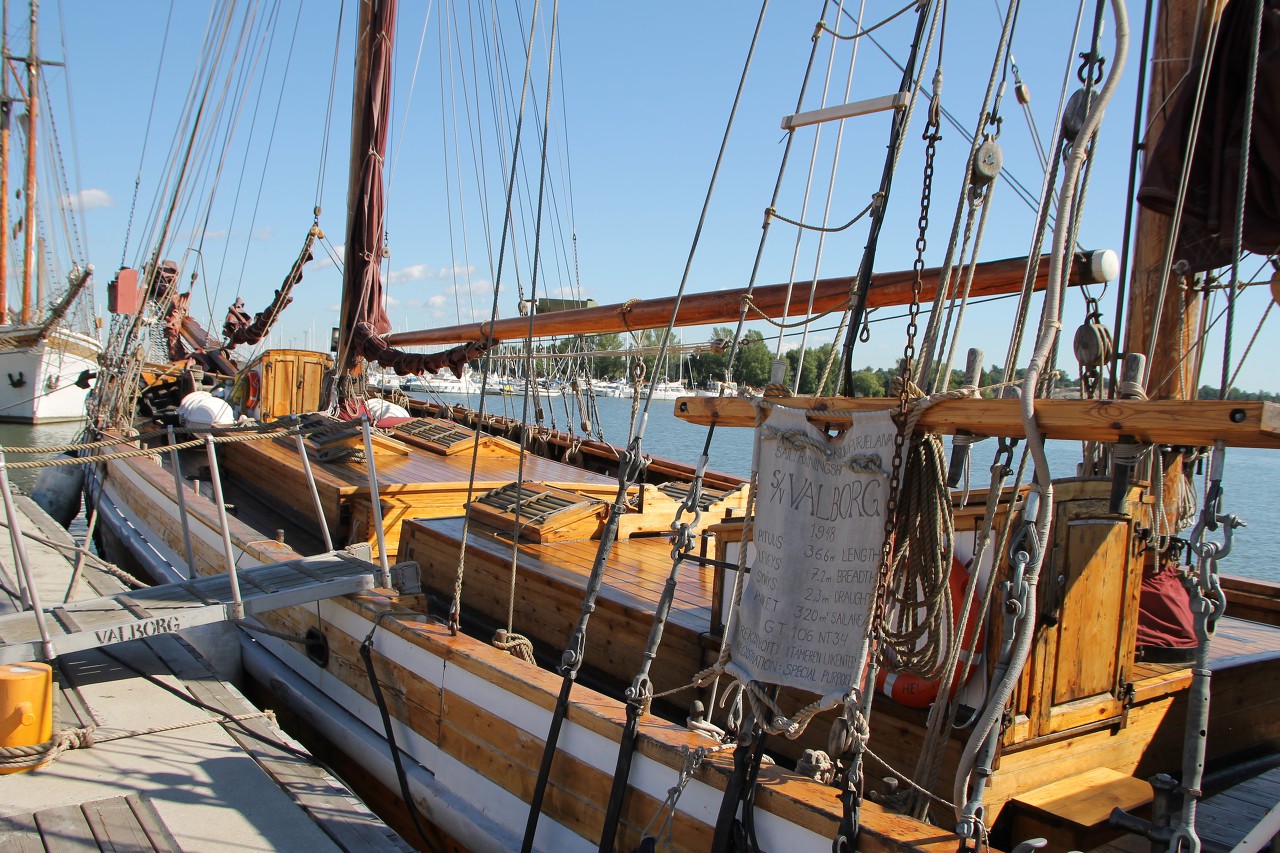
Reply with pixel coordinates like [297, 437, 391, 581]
[0, 326, 101, 423]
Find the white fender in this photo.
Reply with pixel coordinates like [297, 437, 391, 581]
[178, 391, 235, 428]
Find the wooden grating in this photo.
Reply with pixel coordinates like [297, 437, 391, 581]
[657, 480, 742, 512]
[393, 417, 520, 458]
[466, 481, 604, 543]
[293, 412, 409, 458]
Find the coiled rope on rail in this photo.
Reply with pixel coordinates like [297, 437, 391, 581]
[0, 701, 94, 772]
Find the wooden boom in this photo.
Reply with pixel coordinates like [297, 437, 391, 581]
[386, 249, 1118, 347]
[673, 395, 1280, 450]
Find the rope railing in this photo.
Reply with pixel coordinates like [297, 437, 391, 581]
[2, 417, 365, 469]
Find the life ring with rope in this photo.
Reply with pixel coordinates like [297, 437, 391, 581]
[244, 369, 261, 411]
[875, 556, 986, 709]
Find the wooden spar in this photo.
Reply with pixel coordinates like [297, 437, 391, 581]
[671, 395, 1280, 450]
[385, 249, 1117, 347]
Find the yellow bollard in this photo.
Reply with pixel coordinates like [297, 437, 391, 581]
[0, 661, 53, 774]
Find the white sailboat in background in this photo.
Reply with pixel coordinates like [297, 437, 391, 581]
[0, 0, 100, 423]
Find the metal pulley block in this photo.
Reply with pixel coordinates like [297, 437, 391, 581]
[971, 139, 1003, 185]
[1063, 87, 1098, 142]
[1073, 305, 1114, 368]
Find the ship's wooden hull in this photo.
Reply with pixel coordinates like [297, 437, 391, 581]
[84, 440, 942, 852]
[84, 420, 1280, 852]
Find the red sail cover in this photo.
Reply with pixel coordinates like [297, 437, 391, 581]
[1137, 561, 1197, 653]
[1138, 0, 1280, 272]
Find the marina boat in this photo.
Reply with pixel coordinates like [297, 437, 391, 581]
[0, 2, 100, 423]
[400, 370, 481, 397]
[639, 380, 690, 401]
[76, 1, 1280, 852]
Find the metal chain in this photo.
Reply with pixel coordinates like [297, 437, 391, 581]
[834, 103, 943, 853]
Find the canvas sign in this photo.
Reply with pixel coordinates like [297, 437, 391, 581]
[728, 406, 894, 697]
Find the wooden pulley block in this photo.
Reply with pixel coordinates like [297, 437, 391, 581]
[1073, 312, 1114, 368]
[1271, 268, 1280, 306]
[972, 139, 1003, 185]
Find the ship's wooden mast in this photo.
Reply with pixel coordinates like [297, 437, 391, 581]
[20, 0, 37, 325]
[0, 3, 9, 326]
[1123, 0, 1223, 400]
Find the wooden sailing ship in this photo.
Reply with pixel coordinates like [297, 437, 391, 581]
[78, 1, 1280, 851]
[0, 0, 100, 423]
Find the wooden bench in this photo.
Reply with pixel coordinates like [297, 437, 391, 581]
[1009, 767, 1154, 851]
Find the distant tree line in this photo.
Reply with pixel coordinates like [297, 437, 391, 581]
[1198, 385, 1280, 402]
[574, 327, 1047, 396]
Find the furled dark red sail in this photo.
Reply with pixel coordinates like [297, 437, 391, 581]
[335, 0, 482, 396]
[1138, 0, 1280, 271]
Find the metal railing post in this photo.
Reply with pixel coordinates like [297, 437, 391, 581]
[294, 416, 334, 551]
[204, 434, 244, 620]
[167, 426, 197, 571]
[360, 415, 392, 587]
[0, 445, 54, 659]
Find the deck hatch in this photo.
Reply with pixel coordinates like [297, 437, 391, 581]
[466, 482, 604, 543]
[393, 417, 520, 457]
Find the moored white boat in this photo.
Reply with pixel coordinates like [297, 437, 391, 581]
[0, 326, 100, 423]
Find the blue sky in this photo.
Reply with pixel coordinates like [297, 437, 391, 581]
[30, 1, 1280, 393]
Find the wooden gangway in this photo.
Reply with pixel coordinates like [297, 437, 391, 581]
[0, 552, 377, 664]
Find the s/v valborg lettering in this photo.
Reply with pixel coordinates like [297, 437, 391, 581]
[728, 408, 894, 696]
[95, 616, 183, 645]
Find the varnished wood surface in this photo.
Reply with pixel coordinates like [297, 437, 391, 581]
[1220, 574, 1280, 627]
[387, 252, 1107, 347]
[408, 516, 713, 633]
[254, 430, 618, 491]
[674, 396, 1280, 449]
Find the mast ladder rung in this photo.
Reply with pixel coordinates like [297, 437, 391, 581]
[781, 91, 909, 131]
[0, 553, 377, 665]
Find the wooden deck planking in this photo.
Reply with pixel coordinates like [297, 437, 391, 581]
[1196, 767, 1280, 851]
[444, 520, 714, 630]
[402, 517, 713, 701]
[252, 430, 618, 491]
[0, 811, 44, 853]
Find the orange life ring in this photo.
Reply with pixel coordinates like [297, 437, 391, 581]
[244, 369, 261, 410]
[875, 557, 986, 709]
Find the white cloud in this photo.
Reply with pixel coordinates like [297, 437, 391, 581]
[388, 263, 435, 285]
[543, 284, 588, 299]
[63, 188, 112, 210]
[253, 227, 274, 242]
[313, 243, 345, 269]
[416, 277, 496, 326]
